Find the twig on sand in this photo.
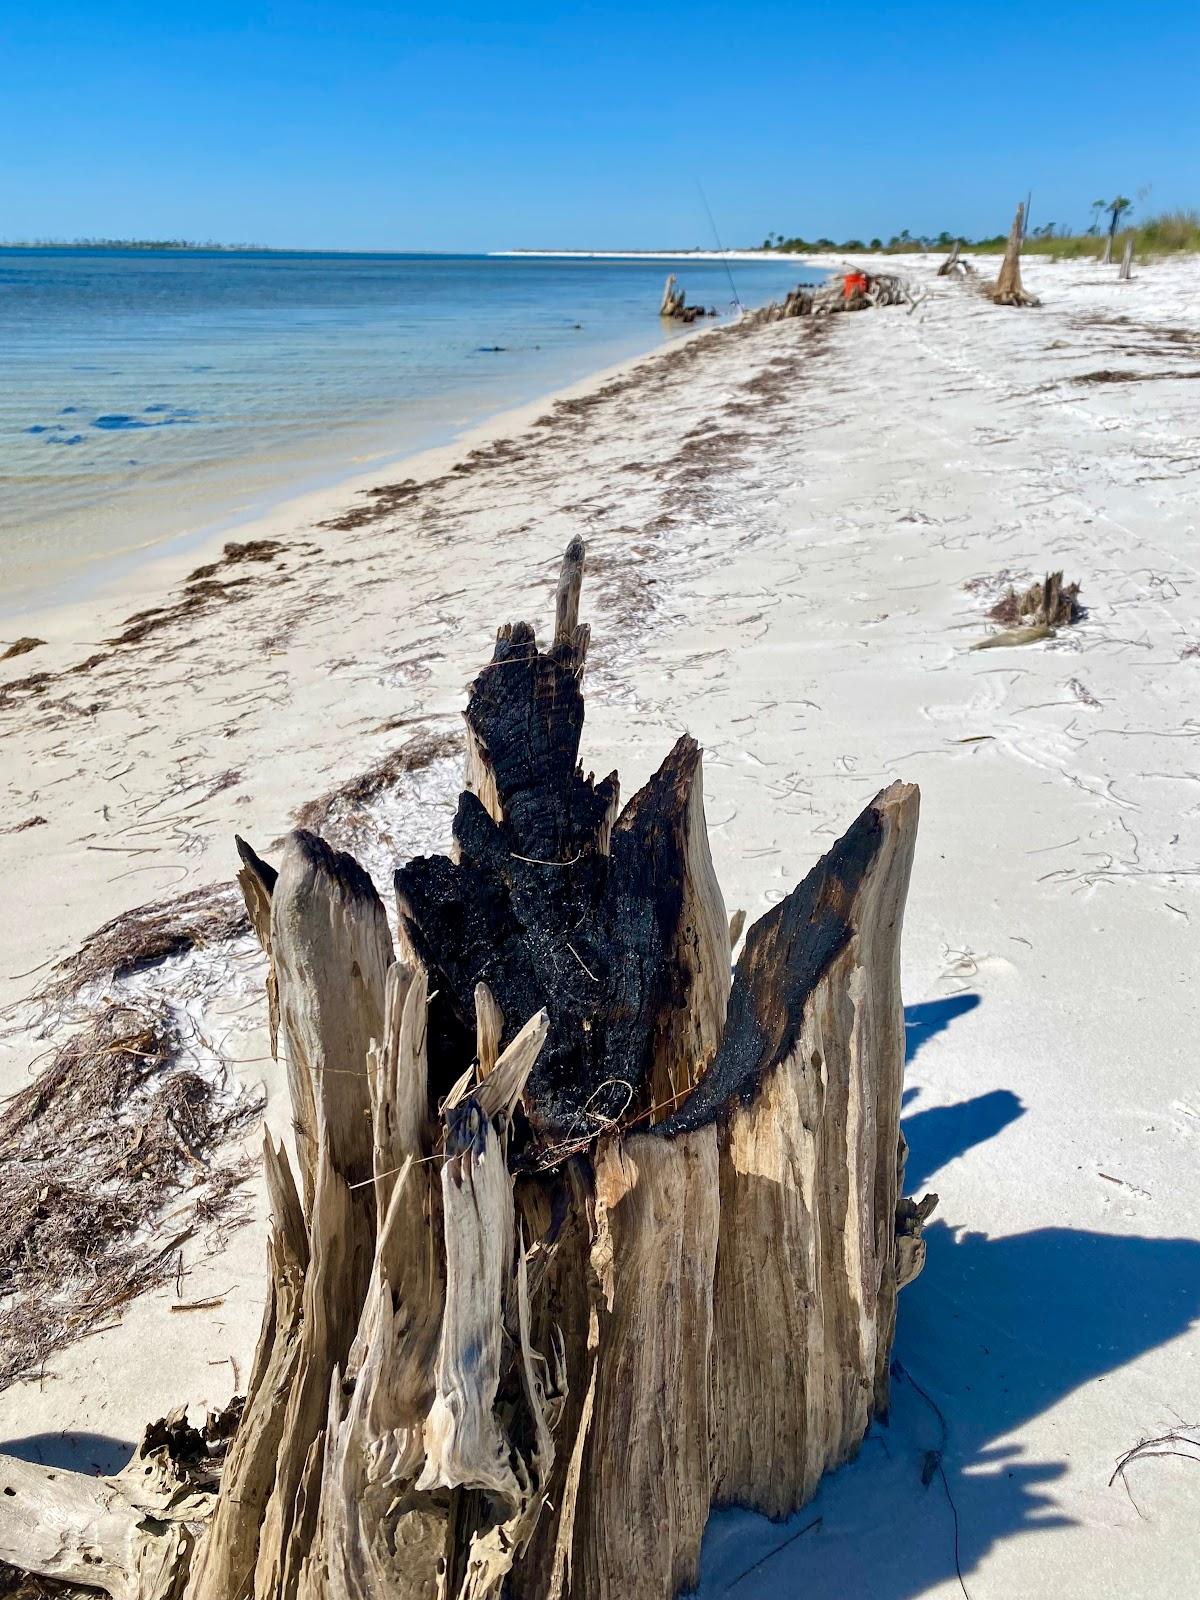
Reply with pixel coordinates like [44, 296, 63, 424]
[894, 1360, 971, 1600]
[722, 1515, 823, 1592]
[1109, 1423, 1200, 1514]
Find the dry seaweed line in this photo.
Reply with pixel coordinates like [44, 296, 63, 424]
[0, 999, 263, 1389]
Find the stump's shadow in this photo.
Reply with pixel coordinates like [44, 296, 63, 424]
[697, 1015, 1200, 1597]
[904, 992, 982, 1064]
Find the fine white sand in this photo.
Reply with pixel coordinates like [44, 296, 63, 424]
[2, 250, 1198, 1595]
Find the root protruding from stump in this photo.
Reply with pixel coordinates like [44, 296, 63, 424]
[0, 539, 933, 1600]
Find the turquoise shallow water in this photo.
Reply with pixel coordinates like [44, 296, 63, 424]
[0, 249, 820, 607]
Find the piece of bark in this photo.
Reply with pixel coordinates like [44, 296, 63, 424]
[252, 1144, 375, 1600]
[474, 980, 504, 1077]
[185, 1137, 308, 1600]
[236, 833, 279, 1055]
[567, 1129, 720, 1600]
[639, 746, 730, 1115]
[417, 1102, 521, 1503]
[299, 955, 443, 1598]
[270, 830, 394, 1207]
[659, 782, 927, 1516]
[554, 535, 586, 647]
[367, 962, 428, 1216]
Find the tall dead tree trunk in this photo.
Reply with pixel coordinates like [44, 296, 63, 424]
[0, 539, 934, 1600]
[987, 201, 1040, 307]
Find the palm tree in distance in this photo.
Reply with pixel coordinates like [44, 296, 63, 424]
[1102, 196, 1133, 262]
[1107, 196, 1133, 237]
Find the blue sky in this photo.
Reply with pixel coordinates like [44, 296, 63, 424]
[1, 1, 1196, 249]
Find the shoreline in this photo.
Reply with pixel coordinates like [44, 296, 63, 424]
[1, 254, 821, 626]
[2, 250, 1199, 1598]
[0, 313, 738, 654]
[0, 242, 1107, 644]
[0, 331, 696, 629]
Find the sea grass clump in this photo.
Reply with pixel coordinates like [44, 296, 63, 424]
[974, 570, 1082, 650]
[988, 570, 1081, 629]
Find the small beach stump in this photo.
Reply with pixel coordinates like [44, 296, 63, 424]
[659, 272, 685, 317]
[987, 202, 1040, 307]
[658, 275, 713, 322]
[0, 539, 932, 1600]
[937, 239, 963, 276]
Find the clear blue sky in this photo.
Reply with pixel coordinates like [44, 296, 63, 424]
[2, 1, 1196, 250]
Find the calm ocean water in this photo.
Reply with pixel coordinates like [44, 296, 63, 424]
[0, 249, 819, 608]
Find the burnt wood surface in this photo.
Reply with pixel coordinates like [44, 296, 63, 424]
[657, 801, 883, 1136]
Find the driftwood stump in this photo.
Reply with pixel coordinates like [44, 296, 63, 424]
[0, 539, 932, 1600]
[987, 202, 1039, 307]
[658, 274, 713, 323]
[936, 240, 975, 280]
[659, 272, 685, 317]
[937, 239, 963, 276]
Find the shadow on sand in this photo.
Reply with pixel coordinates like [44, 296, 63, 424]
[0, 1430, 134, 1477]
[905, 993, 981, 1064]
[697, 998, 1200, 1597]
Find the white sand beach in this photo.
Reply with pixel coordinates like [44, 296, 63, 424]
[2, 250, 1198, 1597]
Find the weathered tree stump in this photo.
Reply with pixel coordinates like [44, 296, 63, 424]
[0, 539, 933, 1600]
[658, 274, 714, 323]
[986, 202, 1040, 307]
[659, 272, 685, 317]
[937, 239, 964, 276]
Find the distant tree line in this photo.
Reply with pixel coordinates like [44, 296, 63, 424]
[0, 237, 266, 250]
[758, 199, 1198, 258]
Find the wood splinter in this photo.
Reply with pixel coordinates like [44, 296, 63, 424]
[0, 537, 934, 1600]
